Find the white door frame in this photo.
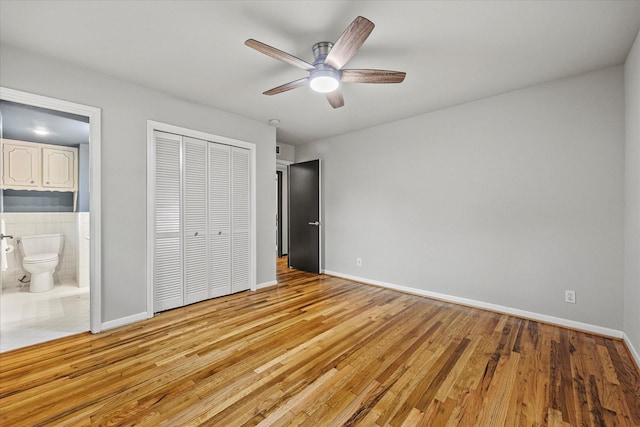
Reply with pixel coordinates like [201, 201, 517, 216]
[146, 120, 257, 319]
[0, 86, 102, 333]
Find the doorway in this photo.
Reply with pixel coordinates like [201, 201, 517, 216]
[276, 170, 283, 258]
[0, 87, 101, 351]
[276, 160, 291, 261]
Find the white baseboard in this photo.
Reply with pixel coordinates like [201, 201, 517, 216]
[623, 333, 640, 370]
[324, 270, 624, 339]
[257, 280, 277, 290]
[101, 312, 149, 331]
[102, 281, 279, 332]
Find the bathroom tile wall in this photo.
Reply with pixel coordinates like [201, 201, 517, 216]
[1, 213, 78, 288]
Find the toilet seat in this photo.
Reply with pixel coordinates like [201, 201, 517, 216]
[23, 253, 58, 264]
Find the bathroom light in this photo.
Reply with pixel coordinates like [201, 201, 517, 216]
[309, 69, 340, 93]
[32, 127, 50, 136]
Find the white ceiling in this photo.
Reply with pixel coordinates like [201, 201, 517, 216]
[1, 1, 639, 145]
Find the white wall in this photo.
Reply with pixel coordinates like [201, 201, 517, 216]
[276, 142, 295, 163]
[0, 44, 276, 323]
[624, 30, 640, 361]
[297, 66, 625, 331]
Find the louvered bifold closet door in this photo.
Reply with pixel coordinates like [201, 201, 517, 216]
[153, 131, 183, 312]
[183, 137, 209, 305]
[231, 147, 250, 293]
[208, 143, 232, 297]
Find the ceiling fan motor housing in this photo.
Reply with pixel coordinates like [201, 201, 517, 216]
[312, 41, 334, 65]
[309, 42, 341, 93]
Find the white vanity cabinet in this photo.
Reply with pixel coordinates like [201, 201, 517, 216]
[42, 146, 77, 190]
[2, 139, 79, 209]
[2, 141, 41, 188]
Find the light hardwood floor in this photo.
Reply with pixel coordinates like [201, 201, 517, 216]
[1, 257, 639, 426]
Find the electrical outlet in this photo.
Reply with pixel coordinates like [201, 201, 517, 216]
[356, 257, 362, 267]
[565, 290, 576, 304]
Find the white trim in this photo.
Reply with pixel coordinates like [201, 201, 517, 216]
[146, 121, 257, 318]
[147, 121, 256, 151]
[0, 87, 103, 333]
[318, 159, 323, 274]
[257, 280, 277, 290]
[276, 159, 293, 166]
[146, 127, 155, 318]
[624, 333, 640, 370]
[101, 312, 148, 331]
[250, 146, 257, 291]
[324, 270, 625, 339]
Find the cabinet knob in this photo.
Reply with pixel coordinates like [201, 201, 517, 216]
[46, 181, 50, 184]
[30, 180, 34, 184]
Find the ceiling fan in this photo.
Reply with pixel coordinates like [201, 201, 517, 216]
[245, 16, 406, 109]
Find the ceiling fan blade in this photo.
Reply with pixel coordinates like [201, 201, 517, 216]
[263, 77, 309, 96]
[326, 89, 345, 108]
[245, 39, 315, 71]
[325, 16, 375, 70]
[341, 69, 406, 84]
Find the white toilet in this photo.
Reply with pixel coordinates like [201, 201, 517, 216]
[19, 233, 64, 293]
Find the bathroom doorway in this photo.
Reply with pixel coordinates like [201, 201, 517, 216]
[0, 87, 101, 352]
[276, 160, 291, 259]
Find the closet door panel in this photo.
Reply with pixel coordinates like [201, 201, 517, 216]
[184, 137, 208, 304]
[209, 234, 231, 297]
[231, 147, 250, 293]
[154, 237, 182, 310]
[208, 143, 231, 296]
[153, 131, 183, 312]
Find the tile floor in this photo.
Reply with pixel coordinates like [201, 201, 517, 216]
[0, 281, 90, 352]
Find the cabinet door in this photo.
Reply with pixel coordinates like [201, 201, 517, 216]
[153, 131, 183, 312]
[183, 137, 209, 305]
[42, 147, 76, 190]
[231, 147, 250, 293]
[208, 143, 231, 297]
[2, 143, 40, 188]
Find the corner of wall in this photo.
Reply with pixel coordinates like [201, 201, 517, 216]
[624, 28, 640, 372]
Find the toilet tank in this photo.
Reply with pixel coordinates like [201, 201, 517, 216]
[20, 233, 64, 256]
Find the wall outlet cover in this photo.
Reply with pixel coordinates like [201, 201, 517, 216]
[565, 290, 576, 304]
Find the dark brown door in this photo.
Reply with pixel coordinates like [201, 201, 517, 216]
[288, 159, 320, 273]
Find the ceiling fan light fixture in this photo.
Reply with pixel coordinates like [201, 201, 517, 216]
[309, 69, 340, 93]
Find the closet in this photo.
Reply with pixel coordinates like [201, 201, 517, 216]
[152, 130, 251, 313]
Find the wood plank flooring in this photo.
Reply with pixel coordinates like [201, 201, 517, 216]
[1, 257, 639, 426]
